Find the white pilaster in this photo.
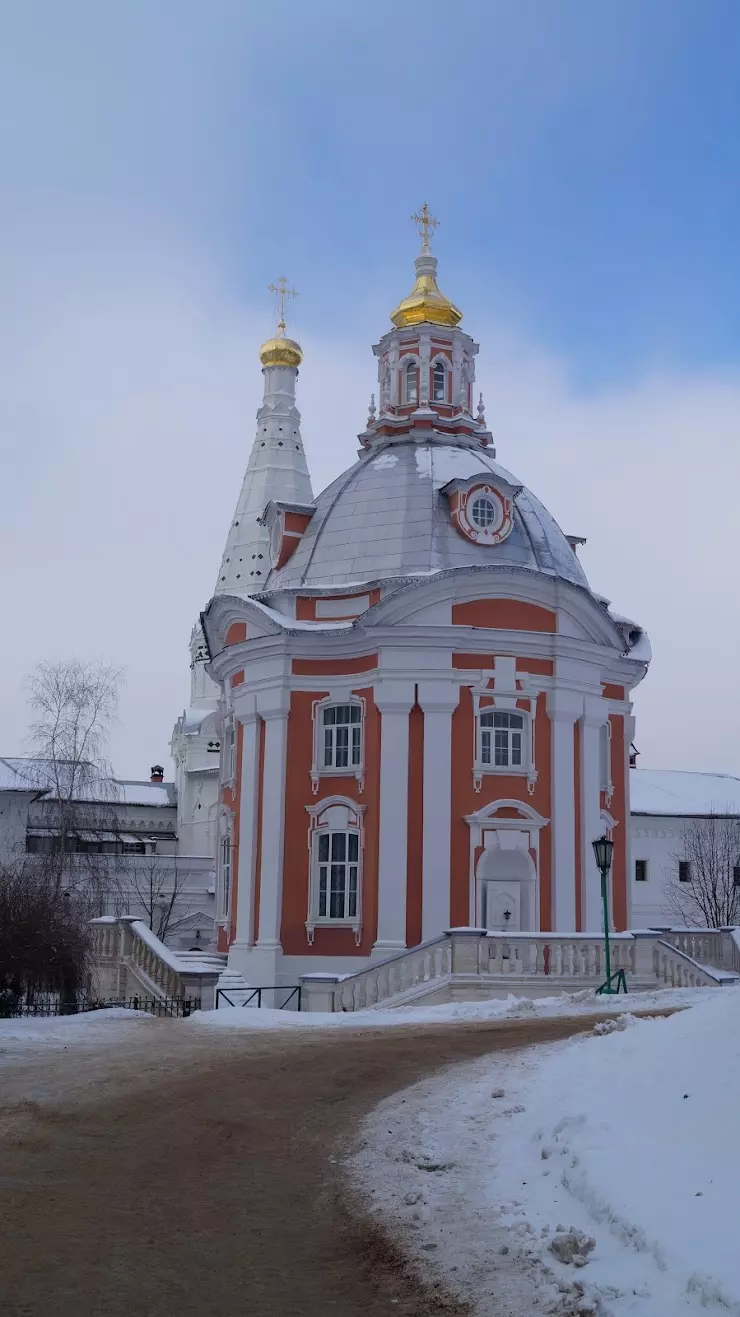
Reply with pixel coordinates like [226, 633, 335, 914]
[580, 697, 609, 933]
[256, 691, 290, 953]
[373, 681, 415, 955]
[547, 690, 582, 932]
[231, 698, 260, 948]
[418, 681, 460, 941]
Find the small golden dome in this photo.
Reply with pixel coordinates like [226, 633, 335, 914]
[259, 324, 303, 368]
[390, 251, 462, 329]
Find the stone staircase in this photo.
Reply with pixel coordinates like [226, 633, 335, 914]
[299, 927, 740, 1012]
[91, 917, 226, 1008]
[92, 919, 740, 1014]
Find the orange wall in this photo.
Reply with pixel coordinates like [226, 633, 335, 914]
[292, 654, 377, 675]
[280, 687, 380, 957]
[452, 599, 556, 632]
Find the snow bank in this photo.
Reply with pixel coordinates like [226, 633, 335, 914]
[188, 986, 708, 1032]
[352, 989, 740, 1316]
[0, 1008, 155, 1053]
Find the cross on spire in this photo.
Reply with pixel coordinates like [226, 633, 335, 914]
[268, 275, 298, 332]
[411, 202, 439, 251]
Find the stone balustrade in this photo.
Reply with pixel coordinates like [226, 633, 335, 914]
[300, 926, 739, 1012]
[481, 932, 635, 980]
[653, 939, 727, 988]
[90, 916, 221, 1007]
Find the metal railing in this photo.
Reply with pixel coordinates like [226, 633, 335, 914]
[0, 993, 199, 1019]
[215, 985, 302, 1011]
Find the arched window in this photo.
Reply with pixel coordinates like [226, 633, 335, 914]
[479, 710, 525, 769]
[322, 703, 362, 770]
[432, 360, 446, 402]
[404, 360, 418, 404]
[315, 827, 360, 920]
[306, 796, 365, 941]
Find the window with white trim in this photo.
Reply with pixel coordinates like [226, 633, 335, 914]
[305, 796, 365, 942]
[404, 360, 418, 404]
[315, 829, 360, 920]
[322, 703, 362, 770]
[479, 710, 525, 768]
[220, 834, 232, 918]
[432, 360, 446, 402]
[225, 719, 236, 783]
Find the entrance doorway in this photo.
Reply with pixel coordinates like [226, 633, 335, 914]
[477, 842, 536, 932]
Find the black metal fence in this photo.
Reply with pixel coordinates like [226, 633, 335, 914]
[215, 985, 301, 1011]
[0, 993, 199, 1019]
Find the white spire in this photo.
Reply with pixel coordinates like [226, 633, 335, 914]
[214, 351, 313, 596]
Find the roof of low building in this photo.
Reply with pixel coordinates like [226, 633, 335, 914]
[0, 758, 176, 808]
[631, 768, 740, 817]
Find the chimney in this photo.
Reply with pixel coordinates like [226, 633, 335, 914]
[150, 764, 164, 783]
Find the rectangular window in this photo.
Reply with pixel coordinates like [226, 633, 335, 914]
[679, 860, 692, 883]
[315, 829, 359, 921]
[733, 865, 740, 888]
[635, 859, 648, 882]
[479, 710, 525, 770]
[321, 704, 362, 771]
[227, 722, 236, 781]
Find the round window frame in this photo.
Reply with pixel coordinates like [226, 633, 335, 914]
[456, 482, 514, 547]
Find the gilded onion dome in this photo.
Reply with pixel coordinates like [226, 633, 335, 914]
[259, 325, 303, 368]
[390, 203, 462, 329]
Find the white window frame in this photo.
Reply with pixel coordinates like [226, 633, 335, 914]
[311, 696, 365, 794]
[305, 797, 365, 944]
[216, 809, 233, 925]
[472, 692, 537, 794]
[403, 359, 418, 404]
[432, 358, 447, 403]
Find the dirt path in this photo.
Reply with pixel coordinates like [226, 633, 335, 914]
[0, 1014, 609, 1317]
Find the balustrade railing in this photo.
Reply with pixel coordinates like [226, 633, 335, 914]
[653, 940, 725, 988]
[332, 938, 452, 1012]
[481, 933, 635, 980]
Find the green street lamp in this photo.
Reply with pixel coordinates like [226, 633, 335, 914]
[592, 834, 626, 995]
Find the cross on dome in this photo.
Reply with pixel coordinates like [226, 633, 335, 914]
[268, 275, 298, 335]
[411, 202, 439, 252]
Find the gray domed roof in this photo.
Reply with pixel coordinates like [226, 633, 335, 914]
[264, 440, 589, 593]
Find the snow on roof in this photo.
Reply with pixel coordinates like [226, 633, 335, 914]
[0, 757, 175, 807]
[0, 757, 48, 794]
[631, 768, 740, 817]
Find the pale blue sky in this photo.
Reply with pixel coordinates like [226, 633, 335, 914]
[2, 2, 740, 775]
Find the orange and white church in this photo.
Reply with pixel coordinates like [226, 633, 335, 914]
[190, 209, 650, 989]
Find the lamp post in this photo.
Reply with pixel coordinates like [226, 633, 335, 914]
[592, 834, 615, 993]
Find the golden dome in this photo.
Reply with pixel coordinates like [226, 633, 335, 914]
[390, 251, 462, 329]
[259, 324, 303, 368]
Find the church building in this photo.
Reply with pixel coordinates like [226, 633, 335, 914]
[193, 209, 650, 989]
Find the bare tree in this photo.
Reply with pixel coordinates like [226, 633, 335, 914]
[123, 854, 192, 943]
[24, 660, 123, 905]
[664, 813, 740, 928]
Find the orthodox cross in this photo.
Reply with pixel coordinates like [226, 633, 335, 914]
[269, 275, 298, 331]
[412, 202, 439, 251]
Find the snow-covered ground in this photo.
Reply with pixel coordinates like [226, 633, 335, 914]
[0, 1008, 156, 1057]
[350, 989, 740, 1316]
[188, 986, 707, 1031]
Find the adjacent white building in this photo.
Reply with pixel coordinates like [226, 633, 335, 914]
[630, 768, 740, 927]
